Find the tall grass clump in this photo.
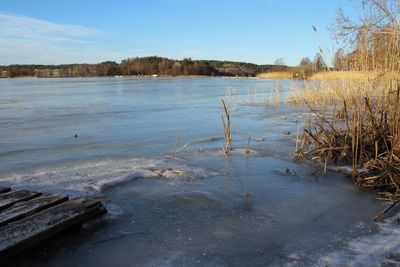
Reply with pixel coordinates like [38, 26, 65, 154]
[266, 80, 281, 107]
[295, 87, 400, 199]
[293, 0, 400, 201]
[257, 72, 293, 80]
[286, 71, 389, 105]
[221, 99, 232, 156]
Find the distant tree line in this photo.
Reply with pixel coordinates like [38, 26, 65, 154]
[0, 56, 288, 78]
[289, 52, 328, 78]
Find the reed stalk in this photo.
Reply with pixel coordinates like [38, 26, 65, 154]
[221, 99, 232, 155]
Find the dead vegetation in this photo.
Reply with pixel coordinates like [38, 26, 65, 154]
[257, 71, 293, 80]
[294, 85, 400, 200]
[221, 99, 232, 157]
[286, 71, 395, 106]
[292, 0, 400, 203]
[245, 136, 252, 154]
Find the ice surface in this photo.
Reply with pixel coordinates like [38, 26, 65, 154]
[0, 157, 218, 195]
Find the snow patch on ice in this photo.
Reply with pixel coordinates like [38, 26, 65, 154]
[0, 157, 218, 196]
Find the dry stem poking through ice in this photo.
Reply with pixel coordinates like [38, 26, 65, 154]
[221, 99, 232, 157]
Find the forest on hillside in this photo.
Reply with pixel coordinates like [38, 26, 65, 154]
[0, 56, 287, 78]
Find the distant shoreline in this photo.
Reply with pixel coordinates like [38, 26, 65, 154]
[0, 74, 295, 80]
[0, 56, 289, 79]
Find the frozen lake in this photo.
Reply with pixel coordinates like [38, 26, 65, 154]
[0, 77, 394, 266]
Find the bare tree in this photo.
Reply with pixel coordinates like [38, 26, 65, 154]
[274, 58, 285, 66]
[334, 0, 400, 72]
[313, 53, 326, 72]
[299, 57, 313, 77]
[333, 48, 348, 70]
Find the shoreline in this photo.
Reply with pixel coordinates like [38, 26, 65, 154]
[0, 74, 295, 80]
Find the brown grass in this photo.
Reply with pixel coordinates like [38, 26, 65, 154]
[290, 0, 400, 207]
[221, 99, 232, 156]
[287, 45, 400, 201]
[292, 74, 400, 200]
[294, 86, 400, 200]
[257, 72, 293, 79]
[286, 71, 396, 106]
[309, 71, 378, 81]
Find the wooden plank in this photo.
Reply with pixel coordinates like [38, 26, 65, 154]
[0, 194, 69, 226]
[0, 187, 11, 195]
[0, 190, 41, 211]
[0, 198, 106, 257]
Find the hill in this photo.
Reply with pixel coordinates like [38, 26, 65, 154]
[0, 56, 288, 78]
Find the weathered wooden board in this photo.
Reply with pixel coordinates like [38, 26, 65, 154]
[0, 194, 69, 226]
[0, 198, 106, 257]
[0, 187, 11, 194]
[0, 190, 41, 211]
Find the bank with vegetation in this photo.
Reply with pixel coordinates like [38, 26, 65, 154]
[291, 0, 400, 204]
[0, 57, 288, 78]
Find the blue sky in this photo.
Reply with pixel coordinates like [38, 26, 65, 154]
[0, 0, 356, 66]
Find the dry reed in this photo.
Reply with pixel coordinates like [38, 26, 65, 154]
[221, 99, 232, 155]
[289, 0, 400, 214]
[266, 80, 281, 107]
[286, 71, 391, 106]
[294, 84, 400, 201]
[246, 136, 251, 154]
[257, 72, 293, 80]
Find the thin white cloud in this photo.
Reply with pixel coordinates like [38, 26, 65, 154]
[0, 38, 126, 65]
[0, 12, 99, 40]
[0, 12, 112, 65]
